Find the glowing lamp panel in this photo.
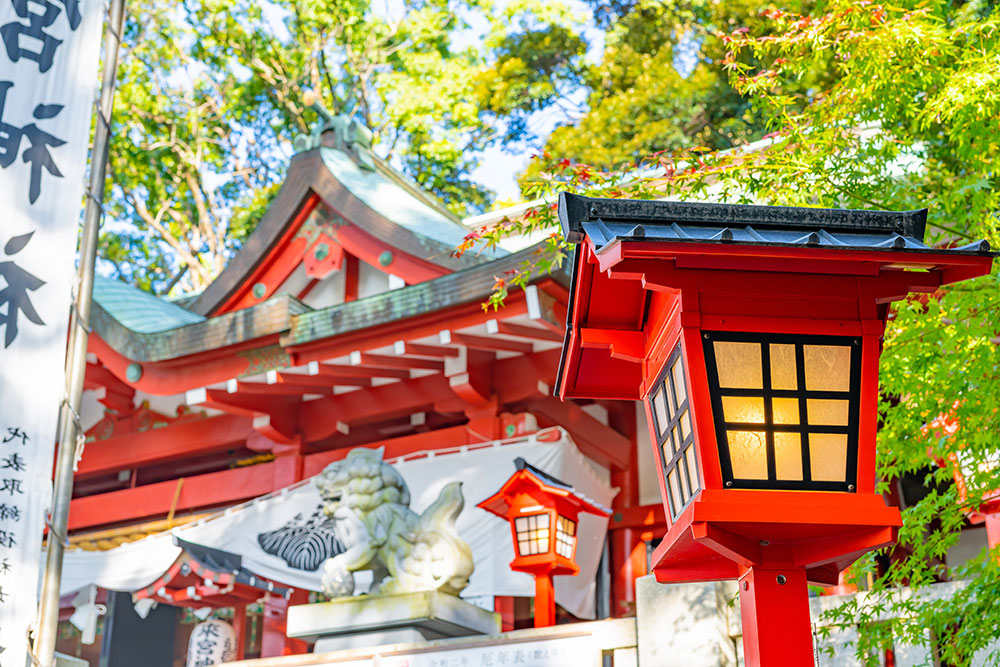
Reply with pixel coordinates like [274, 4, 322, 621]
[703, 332, 861, 491]
[515, 513, 551, 556]
[555, 516, 577, 559]
[649, 346, 701, 520]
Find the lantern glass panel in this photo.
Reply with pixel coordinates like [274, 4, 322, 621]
[703, 332, 861, 491]
[809, 433, 848, 481]
[514, 513, 551, 556]
[648, 345, 701, 520]
[727, 431, 768, 479]
[774, 432, 804, 481]
[713, 342, 763, 389]
[555, 516, 577, 559]
[803, 345, 852, 391]
[769, 344, 798, 390]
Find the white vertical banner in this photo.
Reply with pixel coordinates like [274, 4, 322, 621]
[0, 0, 104, 660]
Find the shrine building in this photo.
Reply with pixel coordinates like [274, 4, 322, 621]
[61, 118, 658, 664]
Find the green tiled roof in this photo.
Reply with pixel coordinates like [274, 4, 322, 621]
[93, 276, 205, 333]
[321, 147, 505, 258]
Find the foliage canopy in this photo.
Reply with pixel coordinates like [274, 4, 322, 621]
[462, 0, 1000, 661]
[102, 0, 591, 294]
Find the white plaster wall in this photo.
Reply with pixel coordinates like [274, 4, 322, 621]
[301, 265, 347, 310]
[358, 259, 390, 299]
[636, 409, 661, 506]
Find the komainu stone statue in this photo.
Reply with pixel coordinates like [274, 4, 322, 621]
[316, 446, 474, 598]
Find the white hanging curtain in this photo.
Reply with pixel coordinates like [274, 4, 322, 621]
[56, 430, 616, 620]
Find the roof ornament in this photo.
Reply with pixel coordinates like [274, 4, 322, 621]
[294, 91, 376, 171]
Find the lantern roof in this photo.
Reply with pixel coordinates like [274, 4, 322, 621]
[555, 193, 996, 402]
[559, 193, 993, 255]
[133, 536, 293, 608]
[477, 457, 611, 519]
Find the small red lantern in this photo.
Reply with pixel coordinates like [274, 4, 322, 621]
[555, 194, 994, 664]
[478, 457, 611, 627]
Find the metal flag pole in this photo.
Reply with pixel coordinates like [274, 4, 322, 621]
[32, 0, 127, 661]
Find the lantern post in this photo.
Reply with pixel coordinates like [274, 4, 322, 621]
[554, 194, 995, 665]
[478, 457, 610, 628]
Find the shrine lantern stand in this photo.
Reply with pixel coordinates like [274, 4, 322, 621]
[554, 194, 995, 665]
[478, 457, 610, 628]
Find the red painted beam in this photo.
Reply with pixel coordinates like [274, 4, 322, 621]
[313, 363, 410, 380]
[528, 397, 632, 470]
[301, 374, 454, 441]
[69, 462, 277, 531]
[490, 320, 564, 343]
[302, 422, 485, 478]
[441, 330, 534, 354]
[350, 352, 444, 372]
[275, 372, 371, 389]
[609, 503, 666, 531]
[227, 382, 333, 396]
[393, 341, 460, 358]
[76, 414, 253, 477]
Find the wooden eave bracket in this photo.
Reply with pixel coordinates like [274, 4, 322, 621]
[579, 327, 645, 362]
[186, 387, 300, 445]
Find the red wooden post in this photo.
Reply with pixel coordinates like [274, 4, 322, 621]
[232, 603, 248, 660]
[738, 567, 814, 666]
[986, 513, 1000, 550]
[494, 596, 516, 632]
[534, 573, 555, 628]
[261, 592, 309, 657]
[609, 402, 644, 617]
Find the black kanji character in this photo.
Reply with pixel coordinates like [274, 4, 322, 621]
[1, 453, 25, 473]
[2, 427, 28, 445]
[198, 624, 220, 638]
[21, 104, 65, 203]
[1, 0, 61, 72]
[0, 531, 15, 549]
[0, 586, 8, 603]
[0, 82, 24, 169]
[0, 558, 11, 574]
[0, 479, 23, 496]
[0, 232, 46, 346]
[0, 505, 20, 522]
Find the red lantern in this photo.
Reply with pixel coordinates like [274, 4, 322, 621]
[555, 194, 995, 665]
[478, 457, 610, 627]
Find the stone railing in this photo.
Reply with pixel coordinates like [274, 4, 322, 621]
[225, 617, 637, 667]
[636, 576, 1000, 666]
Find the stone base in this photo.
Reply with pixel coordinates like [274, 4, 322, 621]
[287, 591, 501, 653]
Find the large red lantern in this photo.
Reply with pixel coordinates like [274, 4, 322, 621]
[555, 194, 994, 665]
[477, 457, 610, 628]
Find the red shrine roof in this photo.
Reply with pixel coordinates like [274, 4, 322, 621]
[72, 121, 636, 535]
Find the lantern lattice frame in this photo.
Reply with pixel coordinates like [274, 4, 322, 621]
[701, 330, 863, 492]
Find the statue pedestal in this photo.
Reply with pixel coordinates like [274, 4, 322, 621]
[287, 591, 501, 653]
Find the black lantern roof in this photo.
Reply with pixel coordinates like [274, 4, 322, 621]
[515, 457, 571, 490]
[174, 537, 293, 596]
[511, 457, 611, 515]
[558, 193, 993, 255]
